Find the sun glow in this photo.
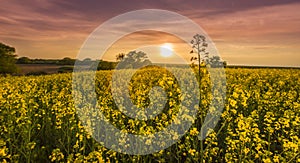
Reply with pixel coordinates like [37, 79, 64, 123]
[160, 43, 173, 57]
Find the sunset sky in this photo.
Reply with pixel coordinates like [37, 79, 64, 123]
[1, 0, 300, 67]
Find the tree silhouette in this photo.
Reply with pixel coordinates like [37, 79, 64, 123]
[117, 51, 151, 69]
[17, 57, 32, 64]
[58, 57, 75, 65]
[209, 56, 226, 68]
[116, 53, 125, 62]
[0, 42, 19, 74]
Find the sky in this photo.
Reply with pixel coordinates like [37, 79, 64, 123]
[0, 0, 300, 67]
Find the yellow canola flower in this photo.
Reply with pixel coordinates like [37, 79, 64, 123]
[0, 147, 7, 157]
[189, 127, 199, 136]
[188, 149, 196, 156]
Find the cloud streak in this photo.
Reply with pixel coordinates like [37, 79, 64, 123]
[0, 0, 299, 66]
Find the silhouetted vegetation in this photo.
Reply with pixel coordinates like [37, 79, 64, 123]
[26, 71, 48, 76]
[190, 34, 226, 68]
[0, 42, 19, 74]
[58, 66, 74, 73]
[97, 60, 117, 70]
[116, 51, 152, 69]
[116, 53, 125, 62]
[57, 57, 76, 65]
[5, 41, 294, 78]
[16, 57, 32, 64]
[16, 57, 75, 65]
[17, 58, 59, 64]
[208, 56, 227, 68]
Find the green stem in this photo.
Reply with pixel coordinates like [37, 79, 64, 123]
[268, 133, 271, 152]
[197, 45, 204, 163]
[287, 152, 300, 163]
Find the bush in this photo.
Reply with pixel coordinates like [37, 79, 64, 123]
[26, 71, 48, 76]
[58, 66, 74, 73]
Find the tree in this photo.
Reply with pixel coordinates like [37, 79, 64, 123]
[97, 60, 116, 70]
[208, 56, 226, 68]
[223, 61, 227, 67]
[17, 57, 32, 64]
[117, 51, 152, 69]
[116, 53, 125, 62]
[58, 57, 75, 65]
[0, 42, 19, 74]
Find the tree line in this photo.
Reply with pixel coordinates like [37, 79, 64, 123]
[1, 36, 227, 75]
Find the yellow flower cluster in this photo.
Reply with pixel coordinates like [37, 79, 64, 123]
[0, 67, 299, 162]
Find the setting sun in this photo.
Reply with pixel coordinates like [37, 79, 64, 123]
[160, 43, 173, 57]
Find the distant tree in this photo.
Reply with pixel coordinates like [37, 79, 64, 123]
[17, 57, 32, 64]
[118, 51, 152, 69]
[31, 59, 59, 64]
[208, 56, 226, 68]
[79, 58, 96, 67]
[116, 53, 125, 62]
[97, 60, 116, 70]
[58, 57, 75, 65]
[0, 42, 19, 74]
[83, 58, 92, 62]
[223, 61, 227, 67]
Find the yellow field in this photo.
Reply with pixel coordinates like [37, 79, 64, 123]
[0, 67, 299, 162]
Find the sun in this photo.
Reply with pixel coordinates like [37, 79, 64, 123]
[160, 43, 173, 57]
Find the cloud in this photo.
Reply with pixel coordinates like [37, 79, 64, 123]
[0, 0, 299, 66]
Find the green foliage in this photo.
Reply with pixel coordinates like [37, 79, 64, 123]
[97, 60, 116, 70]
[0, 42, 19, 74]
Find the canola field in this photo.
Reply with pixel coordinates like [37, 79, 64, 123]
[0, 67, 299, 162]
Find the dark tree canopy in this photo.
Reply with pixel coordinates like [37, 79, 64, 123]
[0, 42, 19, 74]
[58, 57, 76, 65]
[97, 60, 117, 70]
[17, 57, 32, 64]
[116, 51, 152, 69]
[208, 56, 226, 68]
